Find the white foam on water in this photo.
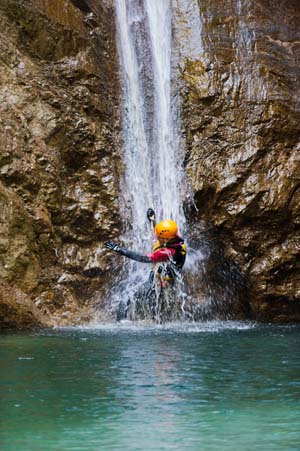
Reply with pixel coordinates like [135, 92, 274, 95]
[60, 320, 257, 334]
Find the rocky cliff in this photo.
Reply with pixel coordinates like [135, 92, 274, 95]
[0, 0, 121, 328]
[0, 0, 299, 329]
[183, 0, 300, 322]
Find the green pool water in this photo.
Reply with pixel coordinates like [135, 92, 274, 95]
[1, 321, 300, 451]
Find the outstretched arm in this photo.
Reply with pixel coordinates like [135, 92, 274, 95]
[104, 241, 176, 264]
[104, 241, 152, 263]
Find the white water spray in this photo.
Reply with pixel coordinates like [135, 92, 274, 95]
[113, 0, 187, 313]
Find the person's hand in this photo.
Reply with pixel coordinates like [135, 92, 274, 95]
[147, 208, 155, 222]
[104, 241, 121, 253]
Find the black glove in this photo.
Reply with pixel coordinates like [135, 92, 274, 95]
[104, 241, 121, 253]
[147, 208, 155, 222]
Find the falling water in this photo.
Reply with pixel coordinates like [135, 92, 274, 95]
[113, 0, 186, 316]
[112, 0, 250, 322]
[115, 0, 185, 245]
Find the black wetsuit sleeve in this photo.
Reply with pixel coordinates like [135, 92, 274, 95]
[118, 247, 152, 263]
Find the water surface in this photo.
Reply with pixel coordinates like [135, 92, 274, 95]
[1, 322, 300, 451]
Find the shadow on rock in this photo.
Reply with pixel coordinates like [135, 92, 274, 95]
[183, 222, 252, 320]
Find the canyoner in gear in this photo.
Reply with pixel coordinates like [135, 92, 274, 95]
[104, 209, 186, 321]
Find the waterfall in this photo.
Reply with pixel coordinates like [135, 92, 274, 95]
[115, 0, 185, 245]
[113, 0, 186, 315]
[109, 0, 251, 323]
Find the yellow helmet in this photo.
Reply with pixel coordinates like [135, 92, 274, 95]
[155, 220, 178, 239]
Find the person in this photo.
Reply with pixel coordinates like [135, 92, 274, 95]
[104, 209, 186, 321]
[104, 208, 186, 287]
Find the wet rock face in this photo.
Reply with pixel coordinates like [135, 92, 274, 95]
[2, 0, 300, 328]
[0, 0, 120, 328]
[183, 0, 300, 321]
